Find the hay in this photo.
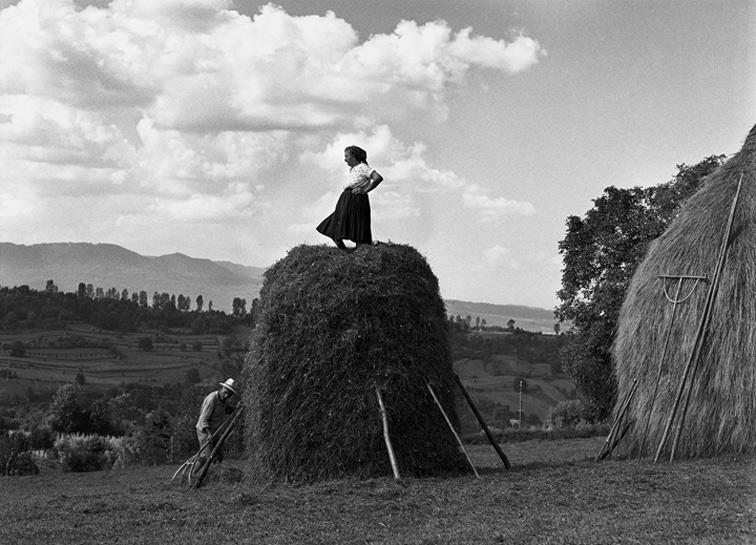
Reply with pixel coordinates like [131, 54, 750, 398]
[242, 243, 469, 482]
[613, 123, 756, 458]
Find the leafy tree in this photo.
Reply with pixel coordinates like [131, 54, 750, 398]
[138, 336, 154, 352]
[177, 294, 191, 312]
[135, 408, 173, 465]
[108, 393, 143, 434]
[45, 280, 58, 293]
[552, 399, 589, 428]
[3, 311, 19, 329]
[48, 384, 79, 433]
[10, 341, 25, 357]
[232, 297, 247, 317]
[75, 370, 86, 386]
[196, 295, 204, 312]
[185, 368, 201, 384]
[556, 155, 725, 421]
[88, 396, 122, 436]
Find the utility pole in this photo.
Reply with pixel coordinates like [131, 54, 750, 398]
[519, 380, 523, 428]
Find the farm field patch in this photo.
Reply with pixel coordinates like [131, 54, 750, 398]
[0, 325, 225, 399]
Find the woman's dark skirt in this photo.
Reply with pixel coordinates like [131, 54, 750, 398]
[316, 189, 372, 244]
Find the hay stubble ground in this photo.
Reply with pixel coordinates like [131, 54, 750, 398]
[1, 437, 754, 545]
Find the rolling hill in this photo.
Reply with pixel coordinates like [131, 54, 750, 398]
[0, 242, 558, 331]
[0, 242, 265, 313]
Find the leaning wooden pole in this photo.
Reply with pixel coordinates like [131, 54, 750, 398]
[654, 174, 742, 463]
[637, 279, 683, 460]
[427, 382, 479, 478]
[193, 406, 245, 489]
[668, 174, 743, 463]
[454, 374, 510, 469]
[375, 384, 400, 480]
[596, 378, 637, 462]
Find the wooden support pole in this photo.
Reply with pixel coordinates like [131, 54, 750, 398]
[427, 382, 479, 479]
[655, 174, 742, 464]
[454, 374, 510, 469]
[375, 385, 400, 481]
[596, 378, 637, 462]
[668, 174, 744, 463]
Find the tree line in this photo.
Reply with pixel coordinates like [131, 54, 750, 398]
[0, 281, 258, 334]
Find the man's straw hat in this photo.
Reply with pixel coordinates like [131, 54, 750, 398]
[219, 378, 238, 395]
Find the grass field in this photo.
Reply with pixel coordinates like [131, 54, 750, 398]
[2, 437, 753, 544]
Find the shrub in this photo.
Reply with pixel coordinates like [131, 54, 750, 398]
[0, 430, 32, 476]
[138, 336, 153, 352]
[170, 412, 199, 460]
[10, 341, 25, 357]
[54, 434, 121, 472]
[552, 399, 590, 428]
[28, 426, 56, 450]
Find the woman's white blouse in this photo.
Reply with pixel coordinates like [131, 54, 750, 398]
[344, 163, 374, 190]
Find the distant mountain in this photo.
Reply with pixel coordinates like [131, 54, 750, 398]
[444, 299, 559, 334]
[0, 242, 264, 313]
[0, 243, 558, 328]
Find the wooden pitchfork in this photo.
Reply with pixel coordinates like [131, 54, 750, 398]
[193, 406, 245, 489]
[635, 274, 705, 460]
[171, 405, 243, 483]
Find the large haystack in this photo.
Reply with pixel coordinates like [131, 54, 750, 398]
[614, 123, 756, 458]
[242, 243, 469, 482]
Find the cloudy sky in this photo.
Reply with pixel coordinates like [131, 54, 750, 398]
[0, 0, 753, 310]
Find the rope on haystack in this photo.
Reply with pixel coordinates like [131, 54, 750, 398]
[654, 173, 744, 464]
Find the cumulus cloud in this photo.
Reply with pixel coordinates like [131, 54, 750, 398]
[462, 184, 536, 222]
[0, 0, 544, 258]
[483, 244, 522, 270]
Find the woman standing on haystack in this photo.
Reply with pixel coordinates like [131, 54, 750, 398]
[317, 145, 383, 249]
